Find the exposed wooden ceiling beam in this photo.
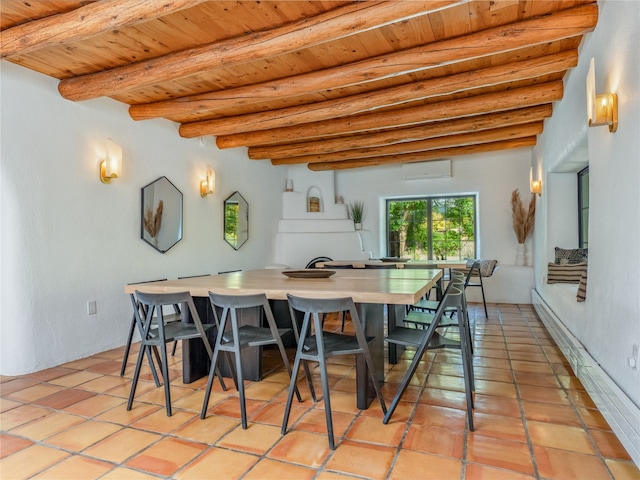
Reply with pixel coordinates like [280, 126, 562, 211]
[129, 3, 596, 121]
[57, 0, 461, 101]
[271, 123, 544, 166]
[178, 51, 575, 136]
[213, 81, 563, 148]
[308, 138, 538, 171]
[249, 105, 553, 160]
[1, 0, 206, 59]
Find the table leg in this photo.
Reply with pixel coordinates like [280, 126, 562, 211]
[182, 297, 263, 383]
[386, 303, 406, 365]
[356, 303, 385, 409]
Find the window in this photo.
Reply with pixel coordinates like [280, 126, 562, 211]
[386, 195, 476, 260]
[578, 167, 589, 248]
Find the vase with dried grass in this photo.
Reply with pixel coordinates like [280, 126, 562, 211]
[510, 189, 536, 265]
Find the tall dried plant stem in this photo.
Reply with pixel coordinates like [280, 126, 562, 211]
[511, 189, 535, 243]
[144, 200, 164, 238]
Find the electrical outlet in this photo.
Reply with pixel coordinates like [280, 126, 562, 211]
[87, 301, 97, 315]
[629, 344, 639, 370]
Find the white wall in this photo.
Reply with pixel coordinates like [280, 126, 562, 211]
[0, 62, 285, 375]
[533, 0, 640, 406]
[334, 149, 534, 264]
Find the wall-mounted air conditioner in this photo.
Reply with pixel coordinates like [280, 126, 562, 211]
[402, 159, 451, 180]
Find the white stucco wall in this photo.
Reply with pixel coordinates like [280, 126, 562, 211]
[333, 148, 534, 265]
[533, 0, 640, 406]
[0, 62, 285, 375]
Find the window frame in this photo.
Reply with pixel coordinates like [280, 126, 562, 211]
[385, 194, 478, 260]
[578, 166, 589, 249]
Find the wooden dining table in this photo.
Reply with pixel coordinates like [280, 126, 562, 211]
[125, 267, 441, 409]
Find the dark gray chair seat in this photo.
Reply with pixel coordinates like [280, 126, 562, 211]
[201, 292, 301, 429]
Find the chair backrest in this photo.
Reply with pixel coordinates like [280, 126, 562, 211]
[287, 294, 369, 351]
[305, 256, 333, 269]
[134, 291, 203, 334]
[134, 290, 190, 322]
[450, 261, 479, 286]
[465, 261, 481, 284]
[178, 274, 211, 279]
[209, 291, 283, 340]
[430, 285, 464, 327]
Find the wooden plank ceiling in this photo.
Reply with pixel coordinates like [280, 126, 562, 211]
[1, 0, 598, 171]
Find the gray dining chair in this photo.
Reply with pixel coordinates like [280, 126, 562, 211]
[201, 292, 301, 428]
[127, 290, 226, 416]
[282, 294, 387, 450]
[383, 285, 474, 430]
[120, 278, 175, 379]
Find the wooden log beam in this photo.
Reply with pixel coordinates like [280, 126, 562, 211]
[1, 0, 206, 59]
[271, 123, 544, 165]
[179, 51, 575, 136]
[213, 81, 563, 148]
[308, 138, 538, 171]
[57, 0, 461, 101]
[129, 3, 596, 121]
[249, 105, 553, 160]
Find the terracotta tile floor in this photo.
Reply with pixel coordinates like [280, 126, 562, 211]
[1, 304, 639, 479]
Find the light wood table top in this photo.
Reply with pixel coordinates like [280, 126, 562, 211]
[125, 268, 442, 306]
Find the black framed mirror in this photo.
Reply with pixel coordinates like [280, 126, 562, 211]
[141, 176, 183, 253]
[224, 191, 248, 250]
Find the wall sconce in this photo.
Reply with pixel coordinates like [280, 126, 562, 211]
[586, 58, 618, 133]
[200, 166, 215, 197]
[530, 179, 542, 197]
[530, 167, 542, 197]
[99, 138, 122, 184]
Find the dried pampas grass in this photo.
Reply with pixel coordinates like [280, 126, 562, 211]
[511, 189, 535, 244]
[144, 200, 163, 238]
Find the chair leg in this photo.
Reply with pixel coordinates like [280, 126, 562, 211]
[479, 277, 488, 317]
[274, 337, 302, 403]
[233, 345, 248, 429]
[317, 358, 336, 450]
[282, 350, 304, 436]
[383, 336, 430, 424]
[171, 340, 178, 356]
[160, 344, 172, 416]
[200, 345, 223, 419]
[481, 290, 488, 318]
[126, 342, 147, 411]
[120, 313, 137, 376]
[460, 330, 475, 430]
[144, 345, 162, 387]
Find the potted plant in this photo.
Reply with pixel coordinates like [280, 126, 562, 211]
[349, 201, 366, 230]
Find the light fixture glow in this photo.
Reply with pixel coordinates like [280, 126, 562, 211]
[586, 58, 618, 133]
[530, 179, 542, 196]
[200, 166, 215, 197]
[100, 138, 122, 184]
[530, 167, 542, 197]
